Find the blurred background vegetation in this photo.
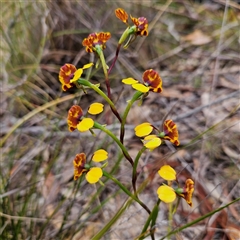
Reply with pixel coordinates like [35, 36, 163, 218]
[1, 0, 239, 239]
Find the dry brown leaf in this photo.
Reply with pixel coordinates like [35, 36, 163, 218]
[182, 29, 212, 45]
[219, 77, 240, 90]
[222, 145, 239, 160]
[225, 223, 240, 240]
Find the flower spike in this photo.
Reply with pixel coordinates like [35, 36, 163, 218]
[114, 8, 148, 48]
[82, 32, 111, 53]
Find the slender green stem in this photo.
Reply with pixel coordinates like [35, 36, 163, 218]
[103, 171, 139, 203]
[120, 91, 143, 143]
[97, 46, 111, 99]
[160, 197, 240, 240]
[91, 177, 151, 240]
[78, 79, 113, 106]
[91, 194, 133, 240]
[139, 199, 161, 240]
[93, 122, 133, 166]
[103, 171, 150, 215]
[132, 146, 146, 194]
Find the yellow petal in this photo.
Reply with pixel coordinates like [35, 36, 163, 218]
[122, 78, 139, 85]
[71, 68, 83, 82]
[86, 167, 103, 184]
[82, 62, 94, 69]
[88, 102, 104, 115]
[135, 122, 153, 137]
[157, 185, 176, 203]
[77, 118, 94, 132]
[132, 83, 149, 93]
[92, 149, 108, 162]
[144, 135, 161, 150]
[158, 165, 176, 181]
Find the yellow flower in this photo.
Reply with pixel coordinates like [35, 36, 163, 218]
[85, 167, 103, 184]
[158, 165, 176, 181]
[77, 118, 94, 132]
[157, 185, 176, 203]
[135, 120, 180, 147]
[143, 135, 161, 150]
[157, 165, 194, 207]
[122, 78, 138, 85]
[122, 69, 162, 93]
[70, 63, 94, 83]
[59, 63, 93, 91]
[92, 149, 108, 162]
[68, 103, 104, 132]
[88, 103, 104, 115]
[73, 151, 108, 184]
[135, 122, 153, 137]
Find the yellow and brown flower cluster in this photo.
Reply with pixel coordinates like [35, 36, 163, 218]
[115, 8, 148, 36]
[67, 103, 104, 132]
[122, 69, 162, 93]
[73, 150, 108, 183]
[135, 120, 180, 150]
[82, 32, 111, 53]
[157, 165, 194, 206]
[59, 63, 93, 91]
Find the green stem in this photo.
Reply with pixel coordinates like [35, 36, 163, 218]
[120, 91, 143, 143]
[97, 46, 123, 126]
[132, 146, 146, 194]
[91, 178, 151, 240]
[77, 78, 122, 123]
[91, 195, 133, 240]
[139, 199, 161, 240]
[160, 197, 240, 240]
[93, 122, 133, 166]
[103, 171, 139, 204]
[97, 47, 111, 98]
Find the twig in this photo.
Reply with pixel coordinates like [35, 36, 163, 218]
[0, 212, 47, 223]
